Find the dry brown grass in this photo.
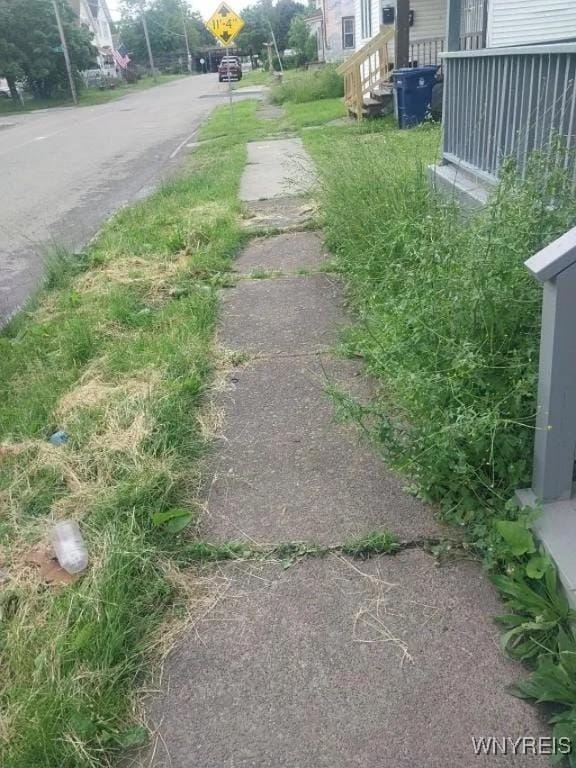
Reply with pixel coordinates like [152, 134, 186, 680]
[76, 251, 192, 302]
[56, 369, 161, 420]
[0, 366, 167, 588]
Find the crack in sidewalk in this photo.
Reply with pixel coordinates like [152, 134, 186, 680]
[173, 533, 473, 569]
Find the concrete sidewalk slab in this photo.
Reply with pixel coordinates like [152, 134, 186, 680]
[234, 232, 329, 273]
[258, 104, 284, 120]
[240, 139, 316, 201]
[204, 355, 443, 543]
[219, 274, 346, 355]
[146, 121, 550, 768]
[149, 553, 546, 768]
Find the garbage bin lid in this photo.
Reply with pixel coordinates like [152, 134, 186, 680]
[394, 65, 439, 76]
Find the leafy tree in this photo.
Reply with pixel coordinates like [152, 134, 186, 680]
[119, 0, 212, 63]
[0, 0, 95, 99]
[274, 0, 306, 51]
[234, 2, 270, 58]
[235, 0, 306, 62]
[287, 13, 316, 64]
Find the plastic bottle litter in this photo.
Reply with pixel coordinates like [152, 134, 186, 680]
[52, 520, 88, 574]
[48, 430, 69, 446]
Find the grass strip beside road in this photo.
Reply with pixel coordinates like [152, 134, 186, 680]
[0, 74, 186, 115]
[0, 99, 262, 768]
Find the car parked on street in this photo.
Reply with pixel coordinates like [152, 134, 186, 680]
[218, 57, 242, 83]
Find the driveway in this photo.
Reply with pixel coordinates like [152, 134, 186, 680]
[0, 74, 259, 323]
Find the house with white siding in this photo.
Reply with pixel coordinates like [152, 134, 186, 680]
[432, 0, 576, 206]
[338, 0, 463, 117]
[486, 0, 576, 48]
[355, 0, 446, 56]
[68, 0, 117, 77]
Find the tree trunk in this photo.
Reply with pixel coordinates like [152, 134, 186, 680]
[6, 75, 22, 104]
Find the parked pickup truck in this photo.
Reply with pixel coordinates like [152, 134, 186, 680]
[218, 57, 242, 83]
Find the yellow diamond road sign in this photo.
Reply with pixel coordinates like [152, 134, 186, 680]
[206, 2, 245, 46]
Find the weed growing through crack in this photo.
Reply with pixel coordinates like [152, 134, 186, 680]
[342, 531, 400, 557]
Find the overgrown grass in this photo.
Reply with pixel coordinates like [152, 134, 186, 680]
[0, 74, 186, 115]
[283, 97, 347, 128]
[238, 69, 271, 87]
[272, 65, 344, 104]
[305, 123, 576, 538]
[0, 99, 262, 767]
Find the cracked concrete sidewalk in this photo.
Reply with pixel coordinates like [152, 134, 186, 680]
[147, 136, 546, 767]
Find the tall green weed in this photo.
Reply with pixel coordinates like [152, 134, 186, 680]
[272, 66, 344, 104]
[315, 135, 576, 535]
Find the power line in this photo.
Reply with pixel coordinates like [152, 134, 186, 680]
[144, 14, 187, 38]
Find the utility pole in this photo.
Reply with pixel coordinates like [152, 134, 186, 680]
[51, 0, 77, 105]
[140, 4, 157, 81]
[265, 42, 273, 72]
[179, 0, 192, 73]
[268, 20, 283, 74]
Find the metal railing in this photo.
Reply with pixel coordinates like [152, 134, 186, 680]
[442, 44, 576, 182]
[523, 226, 576, 504]
[408, 34, 483, 70]
[409, 37, 444, 67]
[517, 226, 576, 605]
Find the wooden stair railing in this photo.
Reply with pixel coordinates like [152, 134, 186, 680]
[337, 27, 395, 119]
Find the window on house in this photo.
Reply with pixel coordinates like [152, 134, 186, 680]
[342, 17, 355, 49]
[360, 0, 372, 39]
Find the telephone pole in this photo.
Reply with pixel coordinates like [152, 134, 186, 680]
[140, 5, 157, 81]
[267, 20, 283, 74]
[51, 0, 78, 105]
[179, 0, 192, 73]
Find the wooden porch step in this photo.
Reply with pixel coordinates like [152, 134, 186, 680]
[348, 97, 393, 119]
[371, 85, 393, 99]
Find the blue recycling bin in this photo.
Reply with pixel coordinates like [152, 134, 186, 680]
[393, 66, 439, 128]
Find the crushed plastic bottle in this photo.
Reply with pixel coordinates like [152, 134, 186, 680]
[48, 430, 69, 446]
[52, 520, 88, 574]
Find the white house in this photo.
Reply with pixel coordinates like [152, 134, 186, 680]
[433, 0, 576, 203]
[354, 0, 446, 54]
[353, 0, 576, 57]
[68, 0, 117, 76]
[486, 0, 576, 47]
[306, 0, 357, 63]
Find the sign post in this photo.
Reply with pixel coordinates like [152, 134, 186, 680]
[205, 3, 245, 110]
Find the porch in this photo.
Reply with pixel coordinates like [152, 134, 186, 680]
[338, 0, 486, 119]
[433, 43, 576, 205]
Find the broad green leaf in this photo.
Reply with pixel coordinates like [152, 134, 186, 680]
[165, 513, 193, 534]
[152, 507, 192, 527]
[525, 554, 549, 580]
[496, 520, 536, 557]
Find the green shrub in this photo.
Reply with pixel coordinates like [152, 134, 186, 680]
[271, 65, 344, 104]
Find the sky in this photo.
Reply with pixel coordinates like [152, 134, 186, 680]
[106, 0, 250, 23]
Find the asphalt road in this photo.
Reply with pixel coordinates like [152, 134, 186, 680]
[0, 74, 256, 323]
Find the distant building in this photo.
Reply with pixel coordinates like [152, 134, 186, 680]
[306, 0, 356, 63]
[68, 0, 117, 76]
